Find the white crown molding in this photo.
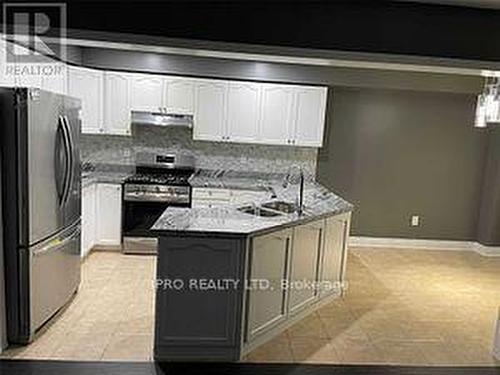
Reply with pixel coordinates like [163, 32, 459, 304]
[349, 236, 500, 256]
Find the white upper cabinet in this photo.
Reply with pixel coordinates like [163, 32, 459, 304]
[259, 83, 295, 146]
[41, 60, 67, 95]
[226, 81, 261, 143]
[68, 66, 104, 134]
[0, 40, 16, 87]
[130, 73, 164, 112]
[63, 65, 328, 146]
[193, 79, 228, 142]
[104, 71, 131, 135]
[164, 77, 195, 114]
[292, 86, 328, 147]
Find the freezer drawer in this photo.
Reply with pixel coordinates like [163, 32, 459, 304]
[30, 220, 81, 335]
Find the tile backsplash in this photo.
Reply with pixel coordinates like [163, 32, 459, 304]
[81, 125, 318, 175]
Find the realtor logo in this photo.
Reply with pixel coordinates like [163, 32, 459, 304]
[3, 2, 66, 64]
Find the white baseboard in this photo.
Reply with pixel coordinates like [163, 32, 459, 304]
[474, 243, 500, 257]
[349, 236, 500, 256]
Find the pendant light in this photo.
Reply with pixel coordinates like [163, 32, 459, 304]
[475, 76, 500, 128]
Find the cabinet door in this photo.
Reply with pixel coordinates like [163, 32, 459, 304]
[164, 77, 195, 114]
[320, 216, 348, 296]
[81, 184, 96, 257]
[41, 59, 67, 95]
[226, 82, 260, 144]
[292, 86, 327, 147]
[68, 66, 103, 134]
[288, 220, 323, 315]
[104, 71, 131, 135]
[193, 79, 228, 142]
[246, 229, 291, 342]
[0, 40, 16, 87]
[130, 73, 163, 112]
[95, 184, 122, 246]
[259, 83, 295, 146]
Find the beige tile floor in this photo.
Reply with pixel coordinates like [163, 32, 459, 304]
[245, 248, 500, 366]
[1, 251, 156, 361]
[1, 247, 500, 366]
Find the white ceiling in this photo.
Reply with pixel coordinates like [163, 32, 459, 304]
[395, 0, 500, 9]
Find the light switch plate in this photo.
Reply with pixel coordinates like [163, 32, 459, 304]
[411, 215, 420, 227]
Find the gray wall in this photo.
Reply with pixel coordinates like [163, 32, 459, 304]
[317, 87, 487, 241]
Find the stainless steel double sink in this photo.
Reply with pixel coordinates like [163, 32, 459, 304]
[237, 200, 297, 217]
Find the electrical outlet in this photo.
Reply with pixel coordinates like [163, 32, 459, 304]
[411, 215, 420, 227]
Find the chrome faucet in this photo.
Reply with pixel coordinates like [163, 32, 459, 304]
[283, 165, 304, 216]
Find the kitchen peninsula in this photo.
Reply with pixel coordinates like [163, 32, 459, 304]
[151, 172, 353, 361]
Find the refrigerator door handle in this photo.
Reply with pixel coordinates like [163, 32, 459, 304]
[32, 224, 81, 256]
[61, 116, 74, 206]
[55, 115, 71, 205]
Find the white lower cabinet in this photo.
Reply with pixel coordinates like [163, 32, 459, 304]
[288, 220, 323, 315]
[81, 184, 97, 257]
[246, 229, 292, 342]
[95, 183, 122, 247]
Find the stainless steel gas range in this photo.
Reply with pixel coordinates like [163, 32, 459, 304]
[122, 152, 195, 254]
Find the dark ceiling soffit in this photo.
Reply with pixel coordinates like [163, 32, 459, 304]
[65, 28, 499, 75]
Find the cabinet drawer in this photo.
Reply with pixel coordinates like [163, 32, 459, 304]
[192, 188, 231, 200]
[192, 199, 229, 209]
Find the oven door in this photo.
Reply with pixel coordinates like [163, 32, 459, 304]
[122, 200, 168, 254]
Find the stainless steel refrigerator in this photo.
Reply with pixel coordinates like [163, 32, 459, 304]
[0, 87, 81, 344]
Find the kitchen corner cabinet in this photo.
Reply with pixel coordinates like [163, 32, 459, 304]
[193, 79, 228, 142]
[68, 66, 104, 134]
[104, 72, 132, 135]
[246, 229, 292, 342]
[95, 183, 122, 247]
[293, 86, 328, 147]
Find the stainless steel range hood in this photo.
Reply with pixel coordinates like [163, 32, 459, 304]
[131, 111, 193, 128]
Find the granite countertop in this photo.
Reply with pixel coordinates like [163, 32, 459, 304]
[152, 176, 353, 236]
[189, 169, 291, 191]
[81, 163, 134, 187]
